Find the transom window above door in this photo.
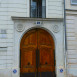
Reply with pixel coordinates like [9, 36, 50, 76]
[30, 0, 46, 18]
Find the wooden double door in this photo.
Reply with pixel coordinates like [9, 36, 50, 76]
[20, 28, 56, 77]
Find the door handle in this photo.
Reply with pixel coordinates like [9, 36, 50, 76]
[45, 62, 48, 64]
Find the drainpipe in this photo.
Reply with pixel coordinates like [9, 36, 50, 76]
[64, 0, 67, 77]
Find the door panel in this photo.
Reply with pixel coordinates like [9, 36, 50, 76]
[21, 48, 36, 73]
[20, 73, 35, 77]
[39, 47, 54, 66]
[38, 29, 54, 46]
[40, 72, 55, 77]
[20, 29, 37, 47]
[38, 29, 55, 72]
[20, 29, 37, 74]
[20, 28, 55, 77]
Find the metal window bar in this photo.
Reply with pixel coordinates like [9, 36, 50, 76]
[30, 0, 46, 18]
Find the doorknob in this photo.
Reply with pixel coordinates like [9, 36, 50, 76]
[45, 62, 48, 64]
[28, 62, 30, 65]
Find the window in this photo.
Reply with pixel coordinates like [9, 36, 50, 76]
[71, 0, 77, 4]
[0, 29, 7, 38]
[30, 0, 46, 18]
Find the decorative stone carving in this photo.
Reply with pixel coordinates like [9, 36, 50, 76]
[16, 23, 24, 32]
[52, 25, 60, 33]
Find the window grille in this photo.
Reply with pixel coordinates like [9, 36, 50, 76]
[30, 0, 46, 18]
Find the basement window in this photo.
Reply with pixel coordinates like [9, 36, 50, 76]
[71, 0, 77, 5]
[30, 0, 46, 18]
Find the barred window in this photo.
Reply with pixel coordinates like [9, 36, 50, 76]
[30, 0, 46, 18]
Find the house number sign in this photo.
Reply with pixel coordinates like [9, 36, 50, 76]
[36, 21, 42, 26]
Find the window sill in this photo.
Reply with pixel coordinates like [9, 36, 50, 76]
[12, 17, 63, 21]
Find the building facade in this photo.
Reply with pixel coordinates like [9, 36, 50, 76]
[65, 0, 77, 77]
[0, 0, 77, 77]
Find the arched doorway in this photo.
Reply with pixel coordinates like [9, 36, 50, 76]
[20, 28, 56, 77]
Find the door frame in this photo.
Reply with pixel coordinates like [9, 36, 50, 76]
[12, 20, 65, 77]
